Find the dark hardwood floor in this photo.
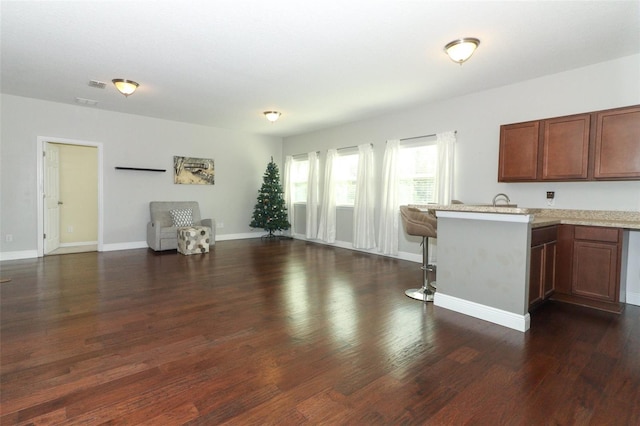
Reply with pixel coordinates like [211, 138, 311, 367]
[1, 239, 638, 425]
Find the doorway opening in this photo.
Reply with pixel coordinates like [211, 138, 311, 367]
[37, 137, 104, 257]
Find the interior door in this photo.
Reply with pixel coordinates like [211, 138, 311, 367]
[44, 143, 61, 254]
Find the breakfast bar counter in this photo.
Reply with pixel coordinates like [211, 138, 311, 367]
[412, 204, 640, 332]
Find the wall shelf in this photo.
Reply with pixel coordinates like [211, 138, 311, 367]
[115, 167, 166, 172]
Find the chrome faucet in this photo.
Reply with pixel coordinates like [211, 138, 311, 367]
[492, 193, 511, 206]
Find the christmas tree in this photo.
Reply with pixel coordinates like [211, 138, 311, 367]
[250, 158, 291, 238]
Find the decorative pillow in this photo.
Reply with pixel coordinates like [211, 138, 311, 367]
[169, 208, 193, 227]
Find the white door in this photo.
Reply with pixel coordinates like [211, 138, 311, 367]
[44, 143, 61, 254]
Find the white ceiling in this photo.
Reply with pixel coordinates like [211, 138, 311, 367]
[1, 1, 638, 138]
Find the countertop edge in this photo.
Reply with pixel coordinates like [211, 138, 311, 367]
[412, 204, 640, 230]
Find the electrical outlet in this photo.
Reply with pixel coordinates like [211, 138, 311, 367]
[216, 222, 224, 228]
[546, 191, 555, 206]
[5, 234, 13, 242]
[67, 226, 74, 233]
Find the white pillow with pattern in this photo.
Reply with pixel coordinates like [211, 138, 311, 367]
[169, 208, 193, 227]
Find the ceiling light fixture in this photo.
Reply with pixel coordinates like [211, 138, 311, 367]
[264, 111, 281, 123]
[444, 38, 480, 64]
[112, 79, 139, 97]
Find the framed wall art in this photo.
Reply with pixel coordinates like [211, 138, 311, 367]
[173, 156, 215, 185]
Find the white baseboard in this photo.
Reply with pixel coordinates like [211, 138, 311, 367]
[290, 233, 423, 263]
[60, 241, 98, 247]
[0, 250, 39, 261]
[216, 232, 262, 241]
[626, 291, 640, 307]
[102, 241, 148, 252]
[434, 292, 531, 332]
[101, 234, 264, 251]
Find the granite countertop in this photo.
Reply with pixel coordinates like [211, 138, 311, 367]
[532, 208, 640, 230]
[413, 204, 640, 230]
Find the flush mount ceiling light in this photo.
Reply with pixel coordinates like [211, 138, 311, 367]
[264, 111, 281, 123]
[112, 79, 139, 97]
[444, 38, 480, 64]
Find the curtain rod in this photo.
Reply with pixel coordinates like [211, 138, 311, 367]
[290, 150, 320, 159]
[337, 143, 373, 151]
[399, 130, 457, 142]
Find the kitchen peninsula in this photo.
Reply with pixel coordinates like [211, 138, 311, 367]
[416, 204, 640, 332]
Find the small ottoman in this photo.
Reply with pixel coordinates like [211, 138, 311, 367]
[177, 226, 210, 255]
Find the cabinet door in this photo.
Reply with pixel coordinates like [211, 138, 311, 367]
[542, 114, 590, 180]
[594, 105, 640, 179]
[529, 244, 544, 309]
[572, 241, 619, 301]
[543, 241, 556, 297]
[499, 121, 540, 182]
[555, 225, 574, 294]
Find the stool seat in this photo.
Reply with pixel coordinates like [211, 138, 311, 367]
[177, 226, 211, 255]
[400, 206, 437, 302]
[400, 206, 437, 239]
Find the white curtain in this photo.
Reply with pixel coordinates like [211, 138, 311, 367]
[353, 144, 376, 249]
[306, 151, 319, 239]
[283, 155, 294, 235]
[435, 131, 456, 204]
[317, 149, 337, 243]
[377, 140, 400, 255]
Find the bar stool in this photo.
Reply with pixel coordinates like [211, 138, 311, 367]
[400, 206, 437, 302]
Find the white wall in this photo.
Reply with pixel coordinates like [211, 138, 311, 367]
[0, 95, 282, 257]
[627, 231, 640, 306]
[283, 55, 640, 248]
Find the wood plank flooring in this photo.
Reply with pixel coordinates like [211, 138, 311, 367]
[1, 238, 639, 425]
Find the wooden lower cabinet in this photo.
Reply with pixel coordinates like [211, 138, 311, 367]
[572, 241, 619, 301]
[529, 226, 557, 311]
[551, 224, 623, 312]
[529, 244, 544, 309]
[543, 243, 556, 298]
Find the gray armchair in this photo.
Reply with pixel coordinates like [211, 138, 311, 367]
[147, 201, 215, 251]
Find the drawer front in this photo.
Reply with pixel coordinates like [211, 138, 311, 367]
[574, 226, 620, 243]
[531, 225, 558, 246]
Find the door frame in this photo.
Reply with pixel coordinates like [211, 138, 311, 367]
[36, 136, 104, 257]
[44, 143, 61, 254]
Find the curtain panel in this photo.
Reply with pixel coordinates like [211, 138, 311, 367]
[283, 155, 294, 234]
[317, 149, 337, 243]
[435, 131, 456, 205]
[353, 144, 376, 249]
[377, 139, 400, 255]
[306, 151, 319, 239]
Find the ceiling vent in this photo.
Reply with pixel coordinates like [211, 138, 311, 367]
[75, 97, 99, 106]
[88, 80, 106, 89]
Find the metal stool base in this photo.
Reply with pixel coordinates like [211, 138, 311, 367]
[404, 235, 436, 303]
[405, 287, 435, 302]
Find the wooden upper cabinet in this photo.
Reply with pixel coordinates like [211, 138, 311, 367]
[499, 105, 640, 182]
[542, 114, 590, 180]
[594, 105, 640, 180]
[498, 121, 539, 182]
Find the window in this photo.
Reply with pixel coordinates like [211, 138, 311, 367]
[398, 144, 437, 204]
[334, 153, 359, 206]
[290, 158, 309, 203]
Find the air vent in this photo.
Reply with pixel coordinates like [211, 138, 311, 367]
[75, 97, 99, 106]
[88, 80, 106, 89]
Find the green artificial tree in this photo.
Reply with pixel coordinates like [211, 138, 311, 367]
[250, 158, 291, 238]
